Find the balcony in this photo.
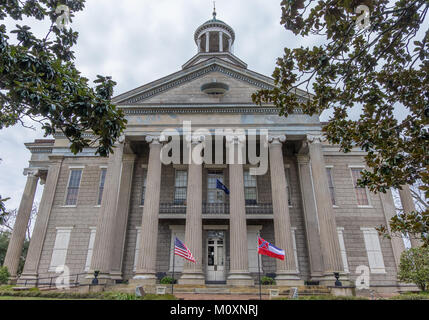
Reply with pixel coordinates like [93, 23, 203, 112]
[158, 202, 273, 215]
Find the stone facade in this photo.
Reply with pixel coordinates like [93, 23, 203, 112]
[3, 13, 417, 293]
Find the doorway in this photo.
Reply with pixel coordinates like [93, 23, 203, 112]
[206, 230, 226, 283]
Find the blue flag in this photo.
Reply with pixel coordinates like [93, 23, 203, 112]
[216, 179, 230, 195]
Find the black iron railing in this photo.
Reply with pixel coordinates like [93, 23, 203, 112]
[203, 202, 230, 214]
[158, 203, 273, 215]
[17, 273, 88, 289]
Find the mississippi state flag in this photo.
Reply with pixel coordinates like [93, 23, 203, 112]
[258, 236, 285, 261]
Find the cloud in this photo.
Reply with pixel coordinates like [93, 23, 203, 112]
[0, 1, 352, 211]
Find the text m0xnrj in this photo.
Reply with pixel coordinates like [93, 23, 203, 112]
[153, 121, 272, 176]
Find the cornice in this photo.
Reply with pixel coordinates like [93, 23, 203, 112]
[120, 104, 304, 115]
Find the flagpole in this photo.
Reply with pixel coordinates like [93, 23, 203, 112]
[257, 233, 262, 300]
[172, 246, 175, 295]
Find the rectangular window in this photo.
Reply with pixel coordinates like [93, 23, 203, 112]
[49, 227, 72, 271]
[337, 227, 349, 273]
[285, 168, 292, 206]
[244, 170, 257, 205]
[351, 168, 369, 206]
[141, 170, 147, 205]
[97, 168, 107, 206]
[207, 171, 224, 203]
[84, 228, 96, 272]
[326, 167, 336, 206]
[65, 169, 82, 206]
[361, 228, 386, 273]
[174, 170, 188, 205]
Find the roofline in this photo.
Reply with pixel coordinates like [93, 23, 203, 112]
[112, 58, 276, 104]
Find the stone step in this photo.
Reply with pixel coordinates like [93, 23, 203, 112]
[195, 287, 231, 294]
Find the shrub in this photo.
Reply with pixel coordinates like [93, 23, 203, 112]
[106, 292, 141, 300]
[398, 247, 429, 292]
[0, 266, 10, 285]
[260, 276, 275, 285]
[160, 276, 175, 285]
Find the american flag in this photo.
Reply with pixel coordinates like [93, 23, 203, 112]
[174, 237, 196, 263]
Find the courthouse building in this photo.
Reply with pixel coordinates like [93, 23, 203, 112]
[4, 12, 420, 291]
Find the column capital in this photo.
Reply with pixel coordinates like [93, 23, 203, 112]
[118, 134, 126, 144]
[185, 134, 205, 145]
[145, 135, 167, 145]
[268, 135, 286, 145]
[307, 134, 326, 144]
[225, 134, 246, 145]
[24, 169, 40, 178]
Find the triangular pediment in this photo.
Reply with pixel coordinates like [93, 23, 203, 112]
[112, 59, 275, 105]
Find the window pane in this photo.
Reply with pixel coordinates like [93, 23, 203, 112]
[244, 171, 257, 187]
[326, 168, 336, 206]
[351, 169, 369, 206]
[174, 171, 187, 204]
[97, 169, 107, 205]
[65, 170, 82, 206]
[207, 172, 224, 203]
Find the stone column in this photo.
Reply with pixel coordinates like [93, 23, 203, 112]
[3, 170, 40, 281]
[109, 152, 136, 280]
[205, 31, 210, 52]
[399, 185, 423, 248]
[89, 141, 125, 282]
[297, 154, 325, 282]
[219, 32, 223, 52]
[20, 156, 64, 282]
[197, 38, 201, 52]
[307, 134, 345, 284]
[179, 136, 205, 285]
[133, 136, 163, 284]
[226, 135, 254, 286]
[268, 136, 302, 286]
[379, 190, 406, 269]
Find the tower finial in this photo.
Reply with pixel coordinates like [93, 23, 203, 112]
[213, 1, 217, 20]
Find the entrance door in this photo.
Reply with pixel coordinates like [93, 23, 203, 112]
[206, 231, 225, 282]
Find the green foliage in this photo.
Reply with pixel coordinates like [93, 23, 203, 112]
[0, 1, 126, 157]
[160, 276, 175, 284]
[0, 195, 9, 221]
[104, 292, 142, 300]
[0, 289, 177, 300]
[0, 232, 10, 266]
[391, 291, 429, 300]
[260, 276, 275, 285]
[0, 231, 29, 275]
[398, 247, 429, 291]
[274, 295, 368, 300]
[0, 266, 10, 285]
[253, 1, 429, 246]
[142, 294, 177, 300]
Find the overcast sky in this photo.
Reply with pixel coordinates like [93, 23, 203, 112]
[1, 0, 307, 210]
[0, 0, 414, 210]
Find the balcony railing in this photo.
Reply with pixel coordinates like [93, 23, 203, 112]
[158, 202, 273, 215]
